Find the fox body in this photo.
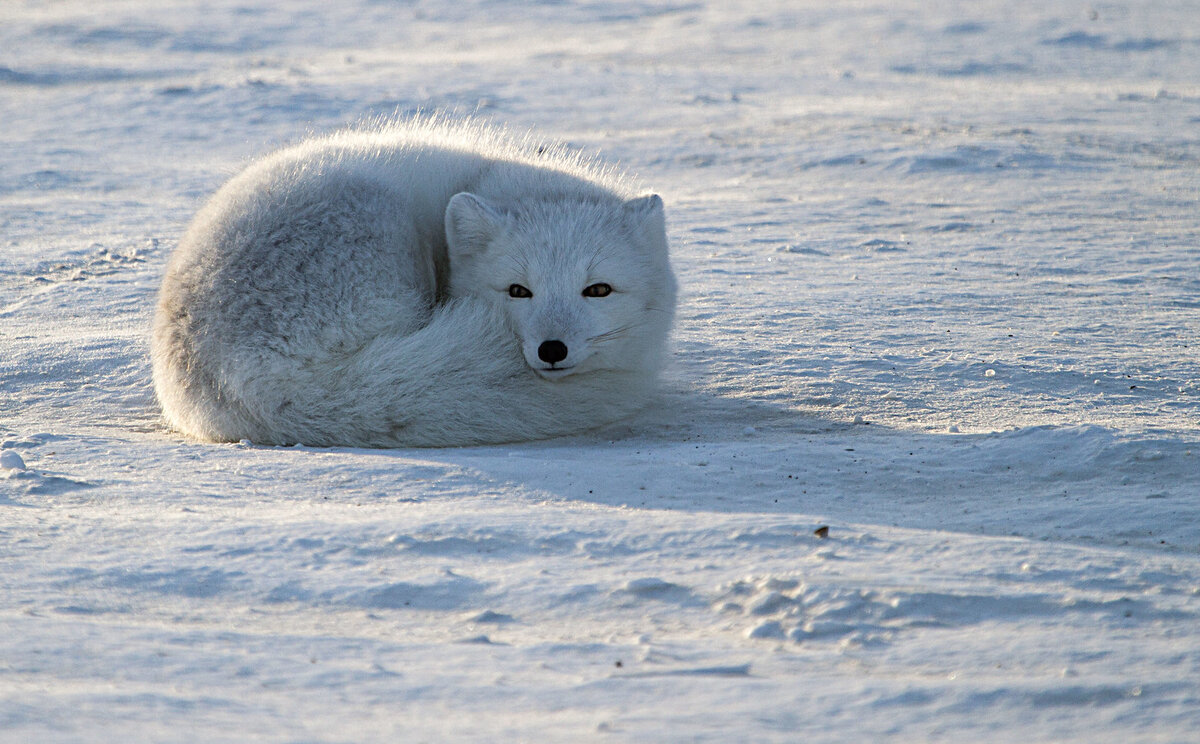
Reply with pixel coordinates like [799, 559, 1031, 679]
[151, 119, 677, 446]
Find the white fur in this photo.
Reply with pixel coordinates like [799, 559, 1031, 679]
[150, 117, 677, 447]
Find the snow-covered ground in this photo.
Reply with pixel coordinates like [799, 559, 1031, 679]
[3, 0, 1199, 740]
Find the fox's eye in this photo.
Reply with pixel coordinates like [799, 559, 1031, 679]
[508, 284, 533, 298]
[582, 283, 612, 298]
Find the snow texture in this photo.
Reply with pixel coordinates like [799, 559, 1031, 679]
[2, 0, 1199, 741]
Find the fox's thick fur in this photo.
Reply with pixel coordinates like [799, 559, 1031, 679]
[151, 118, 677, 447]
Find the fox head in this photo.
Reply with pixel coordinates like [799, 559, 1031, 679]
[445, 192, 676, 379]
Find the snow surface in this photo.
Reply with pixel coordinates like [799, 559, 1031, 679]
[2, 0, 1199, 740]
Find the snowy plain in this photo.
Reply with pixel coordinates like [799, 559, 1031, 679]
[2, 0, 1199, 740]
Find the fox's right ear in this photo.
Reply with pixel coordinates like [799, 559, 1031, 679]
[623, 194, 667, 249]
[446, 192, 506, 257]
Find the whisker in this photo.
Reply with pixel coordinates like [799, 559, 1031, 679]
[500, 254, 529, 275]
[588, 321, 642, 344]
[586, 245, 610, 272]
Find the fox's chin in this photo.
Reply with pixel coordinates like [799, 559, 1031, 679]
[533, 365, 578, 380]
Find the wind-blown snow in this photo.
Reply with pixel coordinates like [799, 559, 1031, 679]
[2, 0, 1198, 741]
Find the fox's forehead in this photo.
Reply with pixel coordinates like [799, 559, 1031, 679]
[511, 201, 627, 242]
[497, 239, 633, 291]
[504, 204, 642, 279]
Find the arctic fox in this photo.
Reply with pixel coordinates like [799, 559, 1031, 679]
[151, 118, 677, 447]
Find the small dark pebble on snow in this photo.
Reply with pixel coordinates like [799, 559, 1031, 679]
[814, 525, 830, 538]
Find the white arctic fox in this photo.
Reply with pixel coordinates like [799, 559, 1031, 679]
[151, 118, 677, 447]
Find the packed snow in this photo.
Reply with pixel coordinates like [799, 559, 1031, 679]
[2, 0, 1199, 740]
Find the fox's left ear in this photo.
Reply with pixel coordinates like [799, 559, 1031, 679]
[446, 192, 507, 259]
[623, 194, 666, 246]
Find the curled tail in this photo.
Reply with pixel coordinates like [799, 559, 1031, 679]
[153, 299, 652, 447]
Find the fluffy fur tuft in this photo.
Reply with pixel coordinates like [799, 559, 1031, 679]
[151, 118, 677, 447]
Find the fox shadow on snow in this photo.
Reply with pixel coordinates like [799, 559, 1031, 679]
[348, 372, 1200, 552]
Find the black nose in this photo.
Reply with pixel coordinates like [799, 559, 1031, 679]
[538, 340, 568, 364]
